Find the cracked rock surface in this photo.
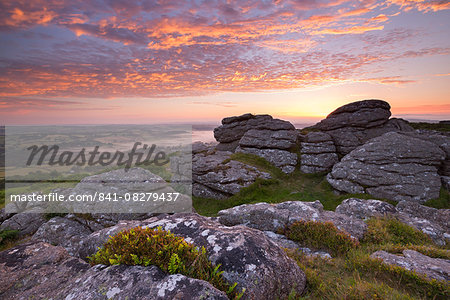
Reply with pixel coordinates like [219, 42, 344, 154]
[327, 132, 445, 203]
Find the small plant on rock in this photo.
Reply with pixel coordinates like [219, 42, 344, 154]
[88, 226, 244, 299]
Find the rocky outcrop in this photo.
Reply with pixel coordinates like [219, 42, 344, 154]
[61, 265, 228, 300]
[395, 201, 449, 246]
[0, 242, 90, 299]
[214, 114, 295, 152]
[217, 201, 367, 240]
[335, 198, 449, 245]
[313, 100, 414, 156]
[0, 210, 46, 237]
[213, 114, 298, 173]
[73, 213, 306, 299]
[335, 198, 397, 220]
[300, 132, 338, 173]
[371, 250, 450, 282]
[192, 147, 271, 199]
[327, 132, 445, 203]
[0, 242, 227, 299]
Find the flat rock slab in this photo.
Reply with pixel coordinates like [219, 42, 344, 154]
[371, 250, 450, 282]
[218, 200, 367, 240]
[0, 242, 227, 300]
[75, 213, 306, 300]
[327, 132, 445, 203]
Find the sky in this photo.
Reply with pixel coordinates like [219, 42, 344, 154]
[0, 0, 449, 125]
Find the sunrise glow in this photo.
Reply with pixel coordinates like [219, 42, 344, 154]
[0, 0, 449, 124]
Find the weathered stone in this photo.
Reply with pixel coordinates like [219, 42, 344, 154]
[57, 168, 192, 214]
[32, 217, 93, 256]
[0, 242, 90, 299]
[76, 213, 306, 299]
[335, 198, 397, 220]
[315, 99, 391, 131]
[327, 132, 445, 203]
[395, 201, 449, 246]
[192, 151, 271, 199]
[61, 265, 228, 300]
[218, 201, 367, 240]
[312, 100, 414, 156]
[300, 132, 338, 173]
[263, 231, 332, 259]
[0, 211, 46, 237]
[442, 176, 450, 191]
[214, 114, 294, 146]
[236, 147, 297, 173]
[0, 241, 228, 300]
[239, 129, 297, 150]
[371, 250, 450, 281]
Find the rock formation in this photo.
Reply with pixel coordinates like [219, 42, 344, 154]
[371, 250, 450, 281]
[300, 132, 338, 173]
[192, 145, 271, 199]
[327, 132, 445, 203]
[213, 113, 299, 173]
[312, 99, 414, 156]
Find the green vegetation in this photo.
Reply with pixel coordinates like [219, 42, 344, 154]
[88, 226, 244, 299]
[194, 153, 383, 216]
[284, 221, 359, 256]
[0, 228, 20, 251]
[286, 217, 449, 299]
[409, 122, 450, 132]
[423, 187, 450, 209]
[362, 217, 434, 246]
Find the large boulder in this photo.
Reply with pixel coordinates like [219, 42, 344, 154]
[371, 250, 450, 282]
[327, 132, 445, 203]
[395, 201, 449, 246]
[213, 114, 298, 173]
[74, 213, 306, 299]
[218, 201, 367, 240]
[214, 114, 294, 152]
[300, 132, 338, 173]
[335, 198, 449, 245]
[192, 148, 271, 199]
[0, 242, 227, 299]
[0, 210, 46, 237]
[313, 100, 414, 156]
[0, 242, 90, 299]
[61, 265, 228, 300]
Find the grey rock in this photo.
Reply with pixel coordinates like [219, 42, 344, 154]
[442, 176, 450, 191]
[0, 208, 13, 224]
[236, 147, 297, 174]
[315, 99, 391, 131]
[396, 201, 449, 246]
[214, 114, 294, 146]
[57, 168, 192, 214]
[335, 198, 396, 220]
[0, 211, 46, 237]
[312, 100, 414, 156]
[263, 231, 332, 259]
[0, 242, 90, 299]
[32, 217, 93, 256]
[218, 201, 367, 240]
[300, 132, 338, 173]
[0, 241, 228, 300]
[192, 151, 271, 199]
[371, 250, 450, 281]
[76, 213, 306, 299]
[61, 265, 228, 300]
[239, 129, 297, 150]
[327, 132, 445, 203]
